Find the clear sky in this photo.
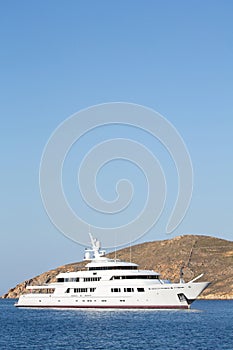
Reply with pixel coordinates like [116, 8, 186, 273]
[0, 0, 232, 295]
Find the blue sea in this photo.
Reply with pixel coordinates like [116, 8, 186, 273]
[0, 299, 232, 350]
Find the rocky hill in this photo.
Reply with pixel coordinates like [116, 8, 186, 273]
[2, 235, 233, 299]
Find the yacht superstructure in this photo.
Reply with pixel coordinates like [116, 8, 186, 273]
[15, 235, 210, 309]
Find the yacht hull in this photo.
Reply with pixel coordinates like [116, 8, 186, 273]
[15, 281, 209, 310]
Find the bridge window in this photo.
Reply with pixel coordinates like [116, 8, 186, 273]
[89, 266, 137, 271]
[111, 275, 159, 280]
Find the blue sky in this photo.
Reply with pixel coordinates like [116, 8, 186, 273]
[0, 0, 232, 295]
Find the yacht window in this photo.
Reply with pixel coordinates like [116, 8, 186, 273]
[90, 288, 96, 292]
[71, 278, 79, 282]
[29, 288, 55, 294]
[124, 288, 134, 292]
[111, 288, 121, 292]
[84, 277, 101, 282]
[63, 278, 79, 282]
[137, 288, 145, 292]
[74, 288, 88, 293]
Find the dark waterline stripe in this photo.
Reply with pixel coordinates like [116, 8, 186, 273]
[15, 304, 189, 310]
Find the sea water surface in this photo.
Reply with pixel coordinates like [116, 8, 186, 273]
[0, 299, 232, 350]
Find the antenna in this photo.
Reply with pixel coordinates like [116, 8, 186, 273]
[129, 231, 132, 263]
[88, 226, 95, 248]
[129, 240, 132, 263]
[114, 232, 117, 261]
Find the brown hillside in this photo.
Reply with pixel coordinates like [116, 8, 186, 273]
[2, 235, 233, 299]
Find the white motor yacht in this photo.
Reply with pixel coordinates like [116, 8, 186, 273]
[15, 234, 210, 309]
